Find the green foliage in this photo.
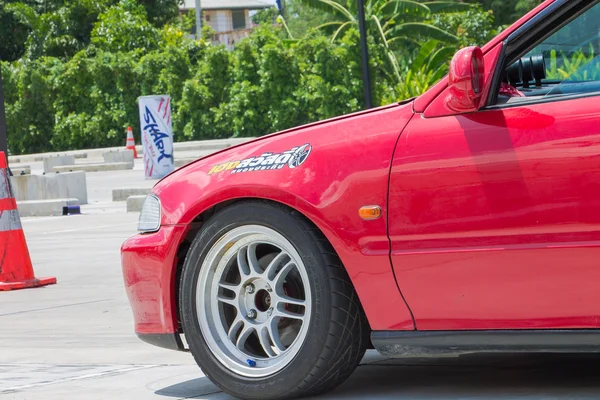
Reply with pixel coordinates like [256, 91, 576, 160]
[468, 0, 543, 26]
[430, 5, 497, 47]
[546, 47, 600, 81]
[0, 1, 32, 61]
[137, 0, 181, 27]
[3, 57, 63, 154]
[284, 0, 333, 38]
[296, 0, 470, 86]
[252, 7, 279, 25]
[91, 0, 161, 53]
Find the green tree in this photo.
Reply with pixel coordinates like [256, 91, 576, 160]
[284, 0, 333, 38]
[91, 0, 161, 53]
[137, 0, 181, 27]
[0, 1, 32, 61]
[296, 0, 469, 83]
[24, 0, 116, 59]
[252, 6, 279, 25]
[430, 4, 496, 47]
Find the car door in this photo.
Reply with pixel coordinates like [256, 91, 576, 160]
[388, 1, 600, 331]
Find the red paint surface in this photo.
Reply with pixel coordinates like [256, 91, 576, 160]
[121, 225, 189, 334]
[425, 43, 504, 118]
[445, 47, 485, 113]
[389, 97, 600, 330]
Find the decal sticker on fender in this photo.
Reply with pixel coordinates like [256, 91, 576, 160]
[209, 144, 312, 175]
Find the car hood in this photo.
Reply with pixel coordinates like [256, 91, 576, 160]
[157, 100, 414, 184]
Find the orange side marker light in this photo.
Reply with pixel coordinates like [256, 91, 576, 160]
[359, 206, 382, 220]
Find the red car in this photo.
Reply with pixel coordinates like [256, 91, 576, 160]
[122, 0, 600, 398]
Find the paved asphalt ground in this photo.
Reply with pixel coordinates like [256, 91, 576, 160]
[3, 159, 600, 399]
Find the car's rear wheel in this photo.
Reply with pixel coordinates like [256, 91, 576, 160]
[180, 202, 368, 399]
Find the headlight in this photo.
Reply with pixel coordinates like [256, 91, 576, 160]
[138, 194, 161, 233]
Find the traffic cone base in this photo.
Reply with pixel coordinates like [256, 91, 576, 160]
[0, 152, 56, 291]
[0, 277, 57, 291]
[126, 126, 139, 159]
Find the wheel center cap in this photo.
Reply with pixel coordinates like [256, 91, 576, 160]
[243, 279, 272, 322]
[255, 289, 271, 312]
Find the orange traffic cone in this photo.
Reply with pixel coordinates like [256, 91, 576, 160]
[125, 126, 138, 158]
[0, 152, 56, 291]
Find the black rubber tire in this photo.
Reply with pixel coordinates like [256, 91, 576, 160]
[180, 201, 368, 400]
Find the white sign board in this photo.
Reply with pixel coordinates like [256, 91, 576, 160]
[138, 95, 174, 179]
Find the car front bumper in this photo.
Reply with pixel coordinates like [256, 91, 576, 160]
[121, 224, 190, 351]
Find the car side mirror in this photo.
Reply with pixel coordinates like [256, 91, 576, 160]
[445, 46, 485, 113]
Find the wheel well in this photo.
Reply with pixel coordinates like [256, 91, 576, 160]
[172, 198, 372, 347]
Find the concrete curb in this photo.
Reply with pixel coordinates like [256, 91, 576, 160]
[53, 162, 133, 173]
[113, 188, 151, 202]
[126, 195, 146, 212]
[17, 198, 80, 217]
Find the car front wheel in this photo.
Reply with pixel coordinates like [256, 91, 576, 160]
[180, 202, 367, 399]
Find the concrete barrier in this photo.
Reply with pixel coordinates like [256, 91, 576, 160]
[17, 198, 80, 217]
[10, 172, 88, 204]
[10, 165, 31, 175]
[112, 188, 151, 202]
[175, 158, 199, 168]
[103, 150, 134, 164]
[53, 162, 133, 173]
[126, 195, 146, 212]
[43, 155, 75, 174]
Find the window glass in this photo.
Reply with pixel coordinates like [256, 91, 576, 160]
[232, 10, 246, 30]
[497, 3, 600, 104]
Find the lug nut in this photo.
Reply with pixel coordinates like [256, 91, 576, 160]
[245, 284, 255, 294]
[247, 309, 257, 320]
[267, 307, 273, 316]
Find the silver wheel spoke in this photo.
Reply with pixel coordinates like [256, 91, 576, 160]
[237, 247, 251, 277]
[276, 305, 305, 320]
[264, 251, 290, 280]
[258, 326, 277, 357]
[273, 261, 296, 289]
[268, 318, 286, 354]
[277, 294, 305, 307]
[236, 324, 254, 351]
[228, 318, 244, 342]
[247, 243, 263, 275]
[218, 281, 239, 293]
[217, 294, 237, 307]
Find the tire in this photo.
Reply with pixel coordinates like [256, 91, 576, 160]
[180, 201, 368, 400]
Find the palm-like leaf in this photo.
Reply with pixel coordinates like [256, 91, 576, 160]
[426, 46, 456, 71]
[296, 0, 347, 12]
[331, 20, 355, 41]
[411, 40, 439, 72]
[388, 22, 459, 43]
[377, 0, 430, 18]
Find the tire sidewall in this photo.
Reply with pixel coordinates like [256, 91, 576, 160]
[180, 203, 333, 398]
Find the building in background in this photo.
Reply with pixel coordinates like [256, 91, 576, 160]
[180, 0, 275, 50]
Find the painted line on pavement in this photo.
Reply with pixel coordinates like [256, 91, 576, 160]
[0, 364, 159, 393]
[0, 299, 112, 317]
